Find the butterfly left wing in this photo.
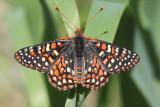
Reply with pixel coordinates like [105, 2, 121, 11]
[86, 37, 140, 75]
[14, 37, 72, 72]
[48, 45, 77, 91]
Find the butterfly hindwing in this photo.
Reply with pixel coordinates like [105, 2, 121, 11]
[81, 48, 109, 90]
[14, 38, 71, 72]
[87, 37, 140, 74]
[48, 45, 77, 91]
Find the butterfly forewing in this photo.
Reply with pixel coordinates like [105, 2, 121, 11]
[48, 45, 77, 91]
[14, 38, 71, 72]
[88, 38, 140, 74]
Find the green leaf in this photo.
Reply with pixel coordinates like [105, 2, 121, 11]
[55, 0, 80, 37]
[7, 8, 50, 107]
[131, 27, 160, 107]
[84, 1, 127, 43]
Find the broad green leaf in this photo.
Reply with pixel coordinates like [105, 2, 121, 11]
[84, 1, 127, 43]
[131, 27, 160, 107]
[24, 0, 44, 43]
[7, 8, 50, 107]
[55, 0, 80, 37]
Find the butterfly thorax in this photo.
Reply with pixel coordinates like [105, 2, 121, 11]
[75, 36, 84, 57]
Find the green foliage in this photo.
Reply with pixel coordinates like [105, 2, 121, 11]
[1, 0, 159, 107]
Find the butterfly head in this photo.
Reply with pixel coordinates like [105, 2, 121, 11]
[74, 28, 84, 35]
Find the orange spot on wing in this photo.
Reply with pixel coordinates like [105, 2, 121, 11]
[69, 85, 74, 88]
[130, 65, 133, 67]
[43, 54, 49, 57]
[67, 75, 72, 79]
[62, 74, 66, 78]
[58, 63, 61, 70]
[62, 56, 66, 67]
[16, 56, 20, 59]
[18, 59, 21, 62]
[87, 74, 91, 78]
[22, 62, 24, 64]
[99, 69, 103, 76]
[108, 55, 113, 59]
[61, 68, 65, 74]
[133, 61, 135, 65]
[116, 69, 120, 71]
[51, 43, 56, 49]
[73, 77, 76, 80]
[58, 76, 62, 80]
[112, 47, 115, 54]
[122, 66, 125, 70]
[83, 76, 86, 80]
[135, 59, 138, 62]
[100, 82, 105, 86]
[25, 64, 28, 66]
[92, 56, 96, 67]
[30, 64, 33, 67]
[96, 75, 99, 79]
[15, 53, 18, 56]
[96, 43, 100, 47]
[49, 57, 54, 63]
[91, 85, 94, 88]
[53, 65, 56, 70]
[92, 74, 95, 78]
[42, 45, 45, 52]
[58, 87, 62, 90]
[121, 53, 125, 58]
[48, 76, 51, 82]
[103, 58, 108, 64]
[96, 62, 100, 69]
[36, 66, 40, 69]
[101, 43, 106, 50]
[52, 83, 57, 86]
[106, 77, 109, 82]
[58, 42, 62, 46]
[85, 84, 89, 87]
[54, 70, 59, 76]
[63, 86, 67, 89]
[30, 49, 33, 53]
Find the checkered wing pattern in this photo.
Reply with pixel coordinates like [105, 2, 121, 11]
[48, 45, 77, 91]
[81, 48, 109, 90]
[14, 37, 72, 72]
[87, 38, 140, 74]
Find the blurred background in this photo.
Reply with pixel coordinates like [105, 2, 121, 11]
[0, 0, 160, 107]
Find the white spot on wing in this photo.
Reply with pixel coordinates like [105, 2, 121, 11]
[53, 50, 59, 56]
[99, 51, 104, 57]
[46, 44, 50, 51]
[107, 45, 111, 53]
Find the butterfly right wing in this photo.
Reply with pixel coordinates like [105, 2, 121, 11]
[14, 37, 72, 72]
[87, 37, 140, 74]
[81, 47, 109, 90]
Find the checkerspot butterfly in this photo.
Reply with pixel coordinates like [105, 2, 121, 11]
[14, 6, 140, 91]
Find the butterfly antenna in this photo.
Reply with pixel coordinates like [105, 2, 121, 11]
[81, 6, 104, 29]
[55, 6, 77, 29]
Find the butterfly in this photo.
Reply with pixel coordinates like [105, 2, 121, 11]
[14, 6, 140, 91]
